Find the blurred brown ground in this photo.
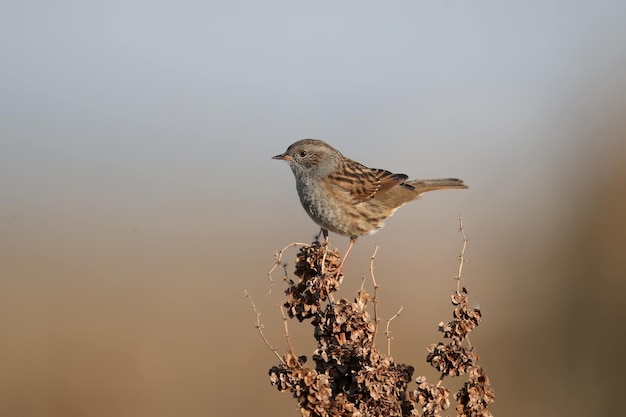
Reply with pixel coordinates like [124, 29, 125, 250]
[2, 115, 625, 417]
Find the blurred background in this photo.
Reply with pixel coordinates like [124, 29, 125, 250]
[2, 1, 625, 416]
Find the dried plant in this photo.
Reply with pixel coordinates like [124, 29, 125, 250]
[253, 218, 494, 416]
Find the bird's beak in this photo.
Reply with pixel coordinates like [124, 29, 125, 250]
[272, 153, 291, 161]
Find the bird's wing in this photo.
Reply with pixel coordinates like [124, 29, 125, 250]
[330, 160, 409, 203]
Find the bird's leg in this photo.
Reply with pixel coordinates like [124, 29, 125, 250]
[320, 228, 329, 275]
[314, 228, 325, 244]
[334, 236, 356, 276]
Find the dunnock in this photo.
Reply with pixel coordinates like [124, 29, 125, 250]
[273, 139, 468, 269]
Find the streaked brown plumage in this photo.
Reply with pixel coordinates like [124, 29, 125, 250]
[273, 139, 468, 268]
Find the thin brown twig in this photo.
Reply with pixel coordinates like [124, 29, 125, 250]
[245, 290, 285, 365]
[359, 273, 366, 293]
[267, 241, 310, 294]
[455, 215, 468, 294]
[435, 217, 473, 386]
[456, 215, 474, 349]
[369, 244, 381, 346]
[385, 305, 403, 357]
[280, 300, 299, 362]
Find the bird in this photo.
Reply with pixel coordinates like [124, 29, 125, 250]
[272, 139, 468, 271]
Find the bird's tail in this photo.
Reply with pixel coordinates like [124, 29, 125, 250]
[405, 178, 468, 193]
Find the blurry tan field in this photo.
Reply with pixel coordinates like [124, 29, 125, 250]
[2, 126, 625, 416]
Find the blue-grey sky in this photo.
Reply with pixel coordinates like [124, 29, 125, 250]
[3, 1, 625, 206]
[3, 0, 625, 264]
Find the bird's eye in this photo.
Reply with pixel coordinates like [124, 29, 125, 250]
[299, 151, 307, 157]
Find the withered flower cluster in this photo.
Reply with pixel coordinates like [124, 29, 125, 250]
[426, 288, 495, 416]
[283, 242, 344, 321]
[268, 241, 494, 417]
[270, 294, 416, 416]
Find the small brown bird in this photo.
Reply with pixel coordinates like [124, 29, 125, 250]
[273, 139, 468, 269]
